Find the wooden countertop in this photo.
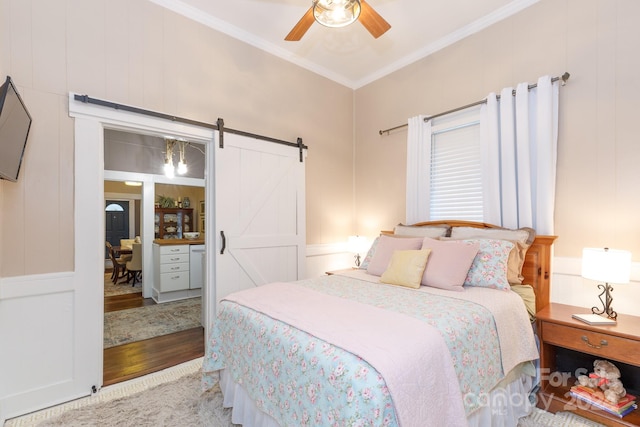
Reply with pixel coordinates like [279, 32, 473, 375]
[153, 238, 205, 245]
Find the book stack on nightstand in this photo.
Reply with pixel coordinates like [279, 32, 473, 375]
[537, 303, 640, 427]
[570, 385, 637, 418]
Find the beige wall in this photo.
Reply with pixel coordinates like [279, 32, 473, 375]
[3, 0, 640, 277]
[0, 0, 354, 277]
[354, 0, 640, 260]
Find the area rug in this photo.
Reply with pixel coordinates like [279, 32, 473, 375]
[518, 409, 606, 427]
[103, 273, 142, 297]
[104, 297, 201, 348]
[3, 358, 235, 427]
[6, 357, 606, 427]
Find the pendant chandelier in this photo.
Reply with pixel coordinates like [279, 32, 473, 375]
[164, 139, 188, 178]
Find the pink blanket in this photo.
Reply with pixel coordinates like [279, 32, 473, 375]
[224, 282, 468, 427]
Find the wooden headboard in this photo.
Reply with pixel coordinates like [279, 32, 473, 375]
[383, 220, 557, 314]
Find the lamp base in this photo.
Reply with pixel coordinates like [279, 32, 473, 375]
[591, 282, 617, 320]
[354, 253, 361, 268]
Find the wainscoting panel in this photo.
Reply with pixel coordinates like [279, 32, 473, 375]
[305, 242, 354, 278]
[0, 271, 100, 423]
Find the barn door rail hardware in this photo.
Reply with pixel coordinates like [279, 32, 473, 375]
[217, 118, 308, 163]
[72, 95, 308, 162]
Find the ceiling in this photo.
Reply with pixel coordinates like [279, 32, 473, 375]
[151, 0, 539, 89]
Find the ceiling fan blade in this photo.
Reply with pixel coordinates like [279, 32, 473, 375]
[285, 7, 315, 41]
[359, 0, 391, 39]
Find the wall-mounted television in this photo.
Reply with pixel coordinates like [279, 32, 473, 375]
[0, 76, 32, 182]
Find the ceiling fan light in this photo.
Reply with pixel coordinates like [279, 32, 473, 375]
[313, 0, 361, 28]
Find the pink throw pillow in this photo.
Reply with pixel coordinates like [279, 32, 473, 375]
[366, 235, 424, 276]
[420, 237, 480, 291]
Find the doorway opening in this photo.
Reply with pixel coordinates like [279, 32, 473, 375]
[102, 131, 207, 385]
[67, 94, 216, 406]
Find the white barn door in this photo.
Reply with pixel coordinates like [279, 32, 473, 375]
[213, 131, 306, 312]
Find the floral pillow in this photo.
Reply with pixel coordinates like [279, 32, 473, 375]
[359, 237, 379, 270]
[461, 239, 514, 291]
[450, 226, 535, 285]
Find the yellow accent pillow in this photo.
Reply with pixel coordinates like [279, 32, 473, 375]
[380, 249, 431, 289]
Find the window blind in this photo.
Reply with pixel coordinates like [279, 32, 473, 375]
[429, 120, 483, 221]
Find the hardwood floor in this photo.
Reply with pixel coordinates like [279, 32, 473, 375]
[103, 289, 204, 386]
[104, 292, 156, 312]
[103, 327, 204, 386]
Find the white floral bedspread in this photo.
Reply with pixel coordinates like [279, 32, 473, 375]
[202, 274, 537, 426]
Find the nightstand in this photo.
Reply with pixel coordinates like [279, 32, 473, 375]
[325, 268, 357, 275]
[537, 303, 640, 426]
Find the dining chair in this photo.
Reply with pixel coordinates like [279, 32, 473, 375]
[119, 238, 135, 248]
[106, 241, 128, 284]
[119, 239, 135, 261]
[124, 243, 143, 286]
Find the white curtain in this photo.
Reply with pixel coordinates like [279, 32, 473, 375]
[405, 115, 432, 224]
[480, 76, 559, 234]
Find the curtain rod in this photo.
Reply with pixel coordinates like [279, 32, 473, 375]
[378, 72, 570, 135]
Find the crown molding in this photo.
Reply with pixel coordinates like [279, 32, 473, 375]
[150, 0, 540, 90]
[353, 0, 540, 88]
[148, 0, 354, 88]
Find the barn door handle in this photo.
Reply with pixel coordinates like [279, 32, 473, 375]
[220, 230, 226, 254]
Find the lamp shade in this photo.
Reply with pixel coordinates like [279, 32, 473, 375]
[348, 235, 368, 254]
[581, 247, 631, 284]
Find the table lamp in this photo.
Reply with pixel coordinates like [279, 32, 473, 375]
[348, 235, 368, 267]
[580, 247, 631, 321]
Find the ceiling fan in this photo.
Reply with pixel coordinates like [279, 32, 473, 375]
[285, 0, 391, 41]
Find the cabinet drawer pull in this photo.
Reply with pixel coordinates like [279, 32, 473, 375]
[581, 335, 608, 349]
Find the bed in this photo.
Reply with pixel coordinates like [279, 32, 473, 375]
[203, 220, 557, 426]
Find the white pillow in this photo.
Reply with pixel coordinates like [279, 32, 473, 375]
[393, 224, 450, 238]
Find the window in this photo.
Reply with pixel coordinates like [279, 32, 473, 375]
[429, 107, 482, 221]
[105, 203, 125, 212]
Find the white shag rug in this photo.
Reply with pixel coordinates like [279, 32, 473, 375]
[3, 358, 233, 427]
[5, 359, 605, 427]
[517, 409, 606, 427]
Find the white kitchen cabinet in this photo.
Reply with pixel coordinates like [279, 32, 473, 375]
[189, 244, 205, 290]
[152, 243, 202, 303]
